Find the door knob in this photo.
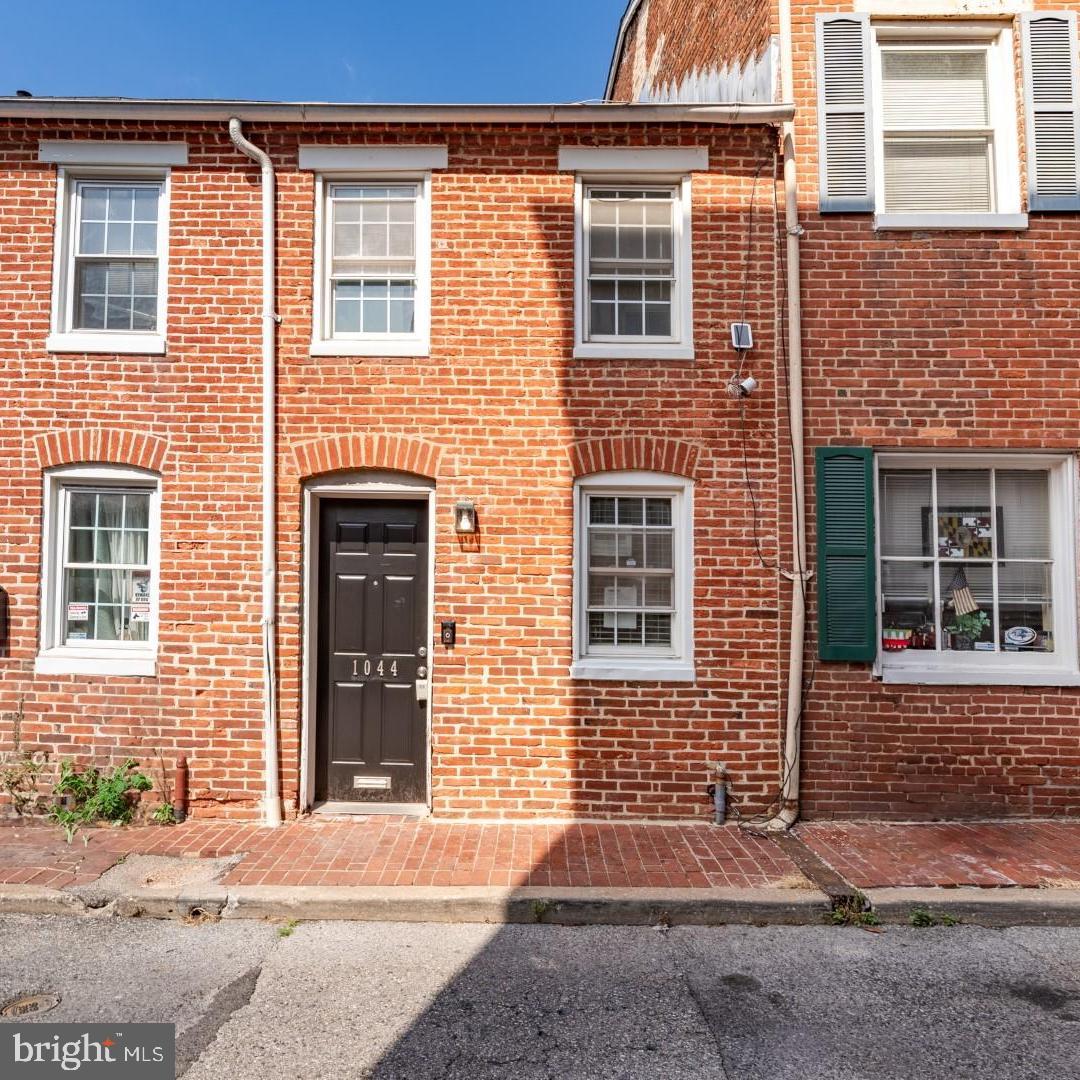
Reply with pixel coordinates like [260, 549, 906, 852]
[417, 666, 428, 678]
[417, 646, 427, 657]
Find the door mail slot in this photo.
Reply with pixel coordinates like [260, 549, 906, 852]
[353, 776, 392, 790]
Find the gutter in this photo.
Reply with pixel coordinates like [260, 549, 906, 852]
[227, 118, 282, 828]
[0, 97, 793, 125]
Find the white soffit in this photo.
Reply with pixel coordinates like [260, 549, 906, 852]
[38, 141, 188, 165]
[557, 146, 709, 172]
[298, 145, 449, 171]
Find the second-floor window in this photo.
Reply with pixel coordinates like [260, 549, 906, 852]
[314, 178, 431, 356]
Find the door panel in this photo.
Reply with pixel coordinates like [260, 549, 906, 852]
[315, 498, 429, 804]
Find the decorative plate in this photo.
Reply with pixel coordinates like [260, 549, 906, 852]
[1004, 626, 1037, 647]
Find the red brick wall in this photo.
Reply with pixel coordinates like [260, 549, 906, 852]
[0, 117, 786, 820]
[790, 3, 1080, 820]
[609, 0, 775, 102]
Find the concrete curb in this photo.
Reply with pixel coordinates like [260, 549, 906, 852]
[866, 887, 1080, 927]
[0, 884, 86, 916]
[0, 883, 830, 926]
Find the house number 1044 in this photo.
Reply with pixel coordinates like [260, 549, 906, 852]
[351, 659, 398, 678]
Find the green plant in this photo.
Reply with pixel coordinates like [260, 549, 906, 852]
[0, 697, 49, 817]
[909, 907, 935, 928]
[945, 610, 990, 639]
[531, 899, 556, 923]
[826, 890, 880, 927]
[151, 802, 178, 825]
[47, 758, 153, 843]
[277, 919, 300, 938]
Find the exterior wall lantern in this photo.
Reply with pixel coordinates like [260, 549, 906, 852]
[453, 499, 477, 535]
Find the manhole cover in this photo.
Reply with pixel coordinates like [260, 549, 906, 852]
[1, 993, 61, 1018]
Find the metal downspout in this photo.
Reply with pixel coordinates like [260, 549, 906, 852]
[768, 0, 808, 831]
[228, 118, 282, 827]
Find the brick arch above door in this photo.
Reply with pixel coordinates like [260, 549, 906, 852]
[292, 435, 443, 481]
[31, 428, 169, 473]
[569, 436, 703, 480]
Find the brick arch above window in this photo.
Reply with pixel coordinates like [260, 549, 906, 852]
[569, 437, 702, 481]
[32, 428, 169, 473]
[292, 434, 443, 480]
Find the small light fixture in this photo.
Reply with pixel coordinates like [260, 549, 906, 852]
[453, 499, 477, 535]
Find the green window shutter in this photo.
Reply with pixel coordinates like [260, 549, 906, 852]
[816, 447, 876, 661]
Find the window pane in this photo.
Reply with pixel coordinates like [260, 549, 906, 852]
[106, 221, 133, 255]
[935, 470, 992, 558]
[68, 529, 94, 563]
[589, 531, 617, 567]
[617, 304, 643, 336]
[133, 187, 159, 222]
[69, 491, 96, 527]
[387, 224, 414, 258]
[880, 470, 933, 557]
[95, 530, 124, 564]
[589, 498, 616, 524]
[388, 298, 414, 334]
[616, 532, 644, 568]
[644, 305, 671, 336]
[96, 571, 124, 604]
[643, 613, 672, 646]
[940, 563, 994, 651]
[588, 574, 616, 607]
[881, 561, 935, 648]
[79, 221, 106, 254]
[644, 577, 672, 608]
[124, 531, 149, 563]
[108, 187, 134, 220]
[616, 498, 643, 525]
[81, 187, 108, 220]
[588, 611, 615, 645]
[362, 297, 388, 333]
[95, 607, 122, 640]
[999, 563, 1053, 653]
[98, 492, 123, 529]
[67, 568, 95, 602]
[615, 613, 644, 646]
[362, 224, 388, 258]
[646, 498, 672, 526]
[131, 223, 157, 256]
[882, 49, 988, 129]
[884, 138, 991, 214]
[590, 225, 617, 259]
[589, 301, 616, 336]
[996, 470, 1050, 559]
[645, 532, 673, 569]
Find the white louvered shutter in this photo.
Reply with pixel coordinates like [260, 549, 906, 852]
[816, 14, 874, 213]
[1022, 13, 1080, 211]
[881, 50, 992, 214]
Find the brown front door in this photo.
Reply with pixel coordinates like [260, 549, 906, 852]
[315, 498, 429, 804]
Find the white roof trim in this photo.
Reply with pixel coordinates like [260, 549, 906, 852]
[298, 145, 448, 171]
[38, 140, 188, 165]
[558, 146, 708, 173]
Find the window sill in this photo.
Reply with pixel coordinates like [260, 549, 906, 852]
[35, 649, 157, 677]
[570, 658, 695, 682]
[310, 338, 429, 358]
[873, 213, 1029, 232]
[573, 342, 695, 362]
[880, 665, 1080, 688]
[46, 332, 167, 356]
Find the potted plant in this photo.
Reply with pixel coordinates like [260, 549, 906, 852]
[946, 610, 990, 651]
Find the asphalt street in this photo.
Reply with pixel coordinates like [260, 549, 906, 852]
[0, 916, 1077, 1079]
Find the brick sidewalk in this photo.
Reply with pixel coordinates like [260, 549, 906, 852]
[3, 817, 1078, 894]
[797, 821, 1080, 888]
[0, 818, 800, 891]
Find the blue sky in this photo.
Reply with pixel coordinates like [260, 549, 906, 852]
[3, 1, 629, 103]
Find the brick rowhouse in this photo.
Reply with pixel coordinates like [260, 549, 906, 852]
[609, 0, 1080, 819]
[0, 105, 796, 820]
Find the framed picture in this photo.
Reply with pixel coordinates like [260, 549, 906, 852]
[921, 506, 1005, 560]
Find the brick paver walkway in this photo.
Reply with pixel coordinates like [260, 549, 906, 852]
[0, 818, 800, 891]
[798, 821, 1080, 888]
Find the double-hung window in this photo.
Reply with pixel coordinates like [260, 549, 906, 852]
[572, 472, 694, 682]
[37, 466, 161, 677]
[875, 454, 1078, 685]
[41, 141, 183, 355]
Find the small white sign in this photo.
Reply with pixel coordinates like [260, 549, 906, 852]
[130, 603, 151, 623]
[67, 603, 89, 622]
[131, 573, 151, 604]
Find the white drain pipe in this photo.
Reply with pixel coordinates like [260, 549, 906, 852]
[228, 118, 282, 827]
[768, 0, 808, 831]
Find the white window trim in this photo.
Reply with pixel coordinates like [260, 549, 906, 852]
[572, 175, 694, 361]
[46, 166, 170, 355]
[310, 173, 432, 358]
[870, 20, 1026, 231]
[873, 452, 1080, 686]
[570, 471, 695, 682]
[36, 464, 161, 677]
